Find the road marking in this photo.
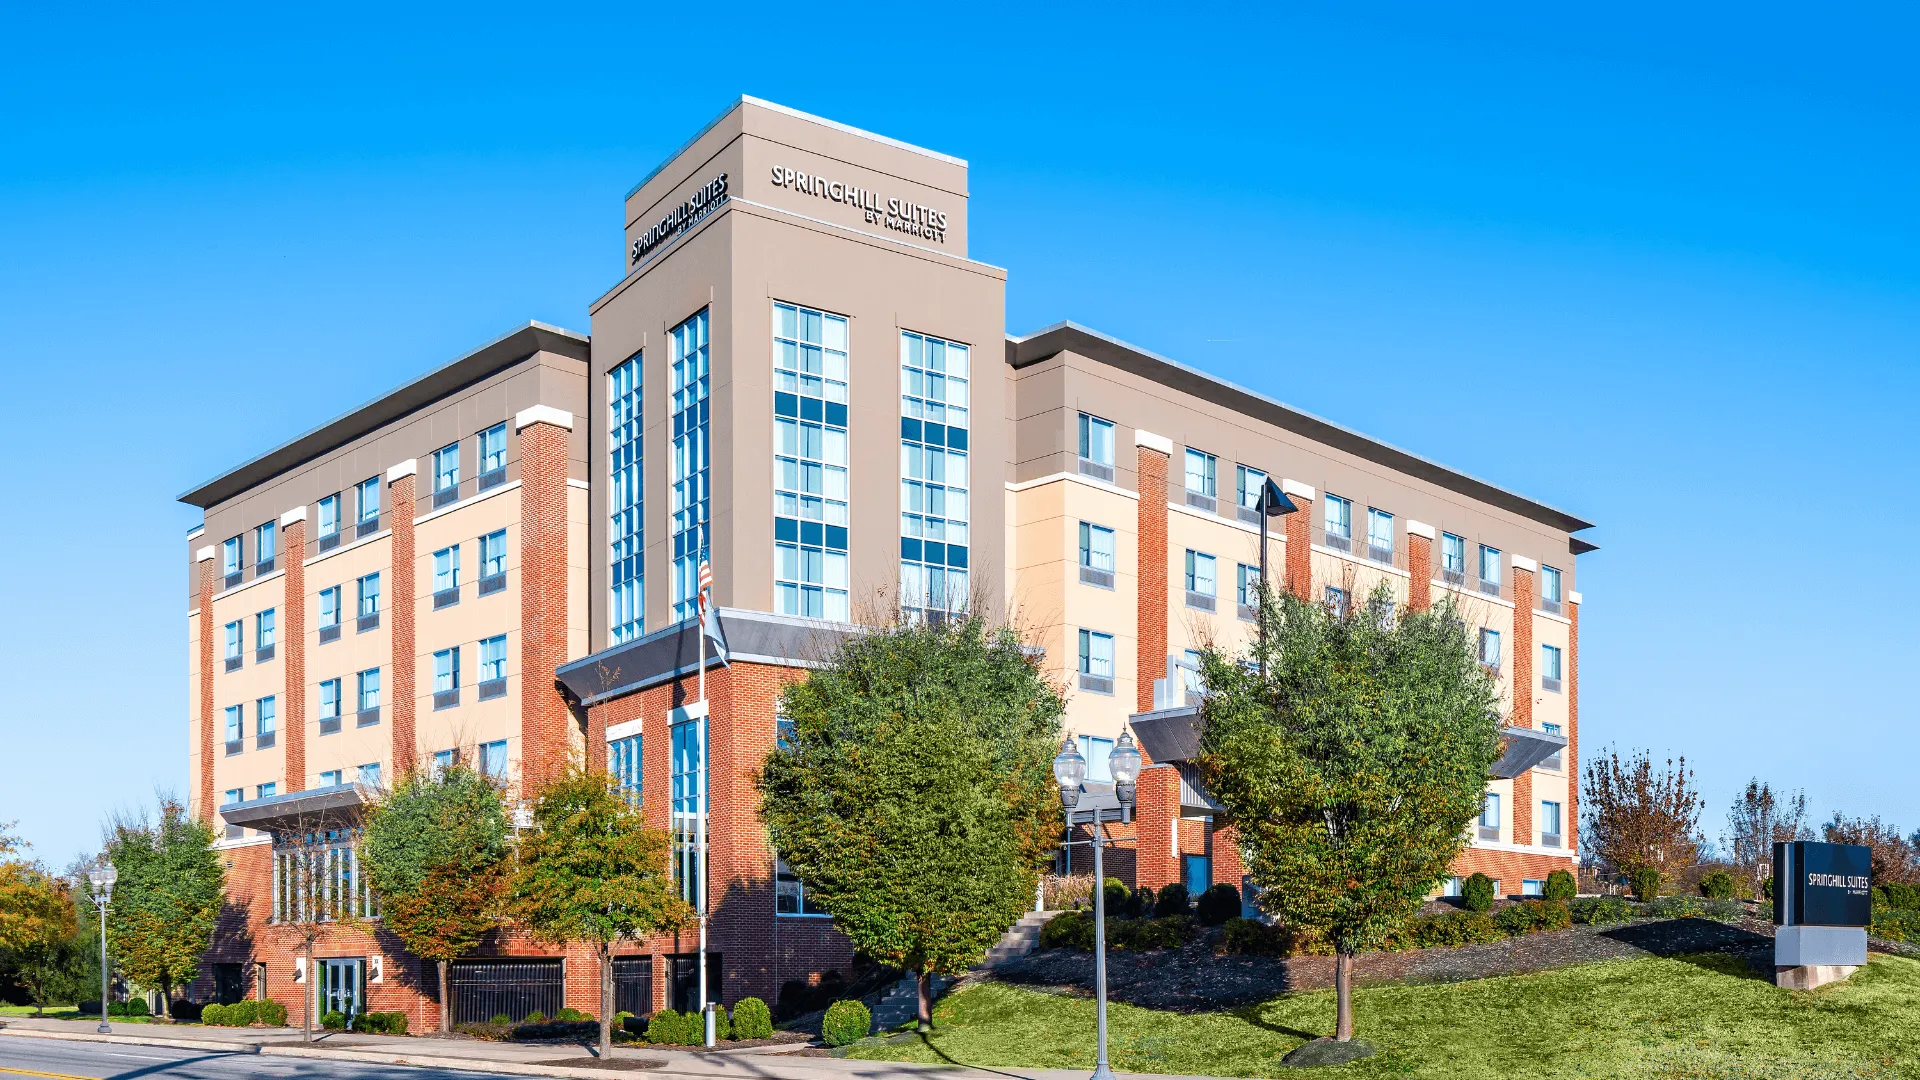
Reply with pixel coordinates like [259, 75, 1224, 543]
[0, 1065, 103, 1080]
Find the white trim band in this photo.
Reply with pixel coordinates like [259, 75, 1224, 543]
[606, 718, 643, 742]
[1512, 555, 1539, 573]
[386, 459, 418, 482]
[516, 405, 574, 431]
[1281, 479, 1316, 501]
[279, 506, 308, 527]
[196, 546, 216, 562]
[1133, 429, 1173, 455]
[1569, 591, 1583, 605]
[1405, 519, 1436, 540]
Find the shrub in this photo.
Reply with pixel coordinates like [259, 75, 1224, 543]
[1039, 910, 1094, 950]
[1762, 875, 1774, 901]
[110, 998, 151, 1017]
[1871, 907, 1920, 943]
[1647, 895, 1703, 920]
[1756, 901, 1774, 922]
[1495, 900, 1571, 936]
[512, 1019, 598, 1041]
[731, 997, 772, 1040]
[257, 999, 287, 1027]
[1543, 869, 1577, 903]
[709, 1004, 731, 1041]
[490, 1013, 512, 1025]
[1876, 883, 1920, 912]
[555, 1007, 589, 1023]
[1403, 910, 1502, 948]
[1699, 899, 1744, 923]
[321, 1010, 348, 1031]
[1699, 869, 1737, 900]
[1630, 867, 1662, 902]
[170, 1000, 203, 1021]
[202, 1004, 228, 1026]
[227, 1000, 258, 1026]
[1152, 882, 1191, 917]
[1042, 873, 1095, 910]
[821, 1000, 871, 1047]
[621, 1013, 647, 1036]
[1109, 915, 1195, 951]
[1570, 896, 1635, 926]
[647, 1008, 697, 1046]
[1103, 877, 1131, 916]
[1195, 883, 1241, 926]
[1220, 916, 1291, 956]
[1461, 873, 1496, 913]
[522, 1009, 547, 1025]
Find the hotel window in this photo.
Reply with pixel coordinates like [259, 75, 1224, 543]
[318, 586, 341, 637]
[900, 329, 968, 619]
[222, 536, 242, 585]
[776, 708, 795, 749]
[1325, 585, 1349, 618]
[478, 635, 507, 699]
[1184, 449, 1217, 511]
[1077, 629, 1114, 694]
[431, 750, 456, 777]
[1236, 465, 1267, 515]
[1366, 508, 1394, 564]
[224, 621, 243, 663]
[224, 704, 244, 748]
[1541, 564, 1563, 613]
[256, 782, 276, 801]
[610, 734, 642, 801]
[776, 856, 828, 917]
[1077, 413, 1115, 477]
[1480, 628, 1502, 670]
[1184, 550, 1217, 610]
[320, 769, 343, 787]
[479, 530, 507, 594]
[1078, 522, 1115, 588]
[1440, 876, 1464, 898]
[673, 309, 714, 623]
[318, 494, 340, 547]
[255, 695, 276, 748]
[255, 520, 276, 571]
[255, 609, 276, 660]
[356, 572, 380, 627]
[1542, 722, 1563, 770]
[1442, 532, 1466, 580]
[1522, 879, 1544, 897]
[671, 714, 707, 906]
[433, 647, 460, 708]
[358, 762, 382, 788]
[477, 422, 508, 488]
[1542, 644, 1563, 691]
[1077, 735, 1114, 783]
[319, 679, 341, 722]
[1179, 648, 1205, 698]
[356, 668, 380, 714]
[610, 349, 645, 644]
[1236, 564, 1260, 618]
[1479, 545, 1502, 594]
[1480, 792, 1501, 832]
[1323, 494, 1352, 550]
[1541, 800, 1564, 846]
[223, 789, 243, 838]
[479, 740, 508, 781]
[356, 476, 380, 532]
[433, 544, 460, 606]
[432, 443, 460, 503]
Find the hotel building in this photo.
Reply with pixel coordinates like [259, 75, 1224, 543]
[181, 97, 1593, 1026]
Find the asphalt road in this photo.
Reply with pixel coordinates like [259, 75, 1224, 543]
[0, 1039, 502, 1080]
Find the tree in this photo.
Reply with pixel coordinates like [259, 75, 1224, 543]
[1580, 748, 1703, 891]
[757, 613, 1064, 1030]
[359, 764, 511, 1034]
[1823, 813, 1919, 886]
[100, 797, 223, 1018]
[0, 835, 79, 1016]
[1723, 779, 1809, 898]
[513, 766, 691, 1057]
[1196, 584, 1502, 1044]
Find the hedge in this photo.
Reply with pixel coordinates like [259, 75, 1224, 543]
[822, 1000, 871, 1047]
[732, 997, 773, 1040]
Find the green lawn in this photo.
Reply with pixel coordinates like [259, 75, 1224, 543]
[845, 954, 1920, 1078]
[0, 1005, 161, 1024]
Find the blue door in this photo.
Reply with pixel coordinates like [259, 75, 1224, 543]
[1183, 854, 1211, 897]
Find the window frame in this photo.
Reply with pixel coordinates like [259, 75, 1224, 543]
[1183, 448, 1217, 497]
[1076, 413, 1115, 467]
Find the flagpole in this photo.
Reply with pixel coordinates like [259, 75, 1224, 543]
[697, 562, 712, 1048]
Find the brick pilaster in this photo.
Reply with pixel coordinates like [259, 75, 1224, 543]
[1568, 590, 1582, 855]
[1134, 765, 1181, 890]
[282, 513, 307, 792]
[196, 547, 217, 825]
[1511, 560, 1536, 847]
[1134, 435, 1170, 714]
[519, 411, 573, 792]
[389, 464, 418, 775]
[1406, 521, 1434, 613]
[1281, 481, 1313, 601]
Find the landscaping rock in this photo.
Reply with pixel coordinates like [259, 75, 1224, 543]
[1281, 1037, 1375, 1067]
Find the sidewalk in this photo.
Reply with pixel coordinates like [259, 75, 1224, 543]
[0, 1016, 1214, 1080]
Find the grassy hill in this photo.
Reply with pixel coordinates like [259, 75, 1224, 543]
[844, 952, 1920, 1078]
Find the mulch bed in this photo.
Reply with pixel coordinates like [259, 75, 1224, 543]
[989, 914, 1785, 1011]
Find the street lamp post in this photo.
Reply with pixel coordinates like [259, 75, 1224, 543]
[87, 864, 117, 1035]
[1055, 732, 1142, 1080]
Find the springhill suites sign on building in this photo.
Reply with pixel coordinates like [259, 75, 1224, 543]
[767, 165, 950, 244]
[630, 173, 730, 265]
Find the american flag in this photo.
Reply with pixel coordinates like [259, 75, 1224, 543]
[697, 561, 713, 611]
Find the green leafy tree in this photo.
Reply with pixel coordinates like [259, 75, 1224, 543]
[359, 764, 512, 1034]
[0, 832, 81, 1015]
[99, 798, 223, 1018]
[757, 613, 1064, 1030]
[1197, 584, 1502, 1043]
[513, 766, 691, 1057]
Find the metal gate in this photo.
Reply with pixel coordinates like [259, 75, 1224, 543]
[613, 958, 653, 1018]
[449, 959, 564, 1025]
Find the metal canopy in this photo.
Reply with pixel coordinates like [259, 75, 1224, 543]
[219, 783, 372, 829]
[1129, 705, 1203, 764]
[1491, 725, 1569, 779]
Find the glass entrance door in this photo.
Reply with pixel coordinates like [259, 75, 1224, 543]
[318, 958, 364, 1025]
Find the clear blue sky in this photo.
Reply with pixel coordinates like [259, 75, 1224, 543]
[3, 3, 1915, 865]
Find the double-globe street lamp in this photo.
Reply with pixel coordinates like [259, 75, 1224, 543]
[86, 863, 118, 1034]
[1054, 731, 1142, 1080]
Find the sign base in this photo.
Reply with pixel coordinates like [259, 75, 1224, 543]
[1774, 964, 1859, 990]
[1775, 925, 1867, 968]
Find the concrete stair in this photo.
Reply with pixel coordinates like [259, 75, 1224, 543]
[982, 909, 1057, 967]
[870, 973, 955, 1032]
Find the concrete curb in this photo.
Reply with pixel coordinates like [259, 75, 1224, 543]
[261, 1044, 710, 1079]
[0, 1028, 262, 1054]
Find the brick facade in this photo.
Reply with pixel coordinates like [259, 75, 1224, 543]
[282, 519, 307, 792]
[1451, 847, 1574, 896]
[197, 553, 216, 824]
[1134, 442, 1169, 713]
[518, 418, 572, 792]
[388, 471, 418, 774]
[1282, 484, 1312, 601]
[1568, 594, 1581, 855]
[1407, 532, 1432, 613]
[1512, 564, 1535, 849]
